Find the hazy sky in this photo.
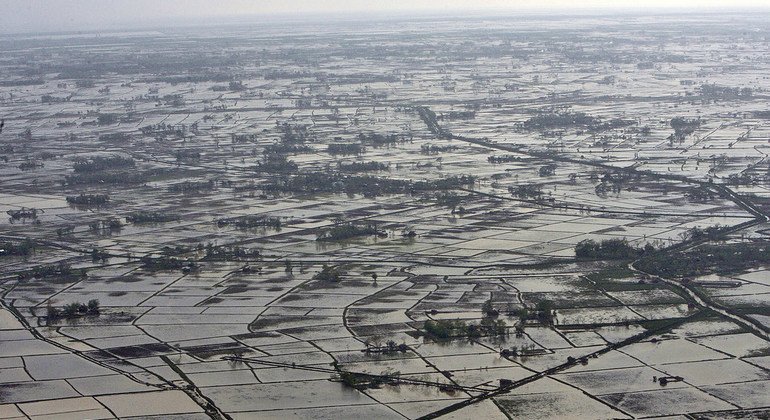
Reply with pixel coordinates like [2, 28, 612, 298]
[1, 0, 768, 34]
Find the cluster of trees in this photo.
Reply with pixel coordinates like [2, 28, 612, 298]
[520, 112, 634, 132]
[203, 245, 260, 261]
[588, 118, 636, 132]
[685, 186, 716, 202]
[420, 144, 458, 154]
[523, 112, 598, 130]
[509, 184, 543, 200]
[140, 123, 187, 138]
[637, 61, 655, 70]
[337, 369, 402, 390]
[595, 182, 624, 197]
[670, 117, 702, 141]
[168, 180, 215, 194]
[73, 79, 95, 88]
[413, 175, 476, 191]
[357, 132, 406, 147]
[231, 133, 257, 144]
[328, 143, 364, 155]
[98, 133, 129, 143]
[0, 239, 36, 257]
[263, 143, 312, 155]
[423, 318, 507, 340]
[313, 265, 341, 282]
[48, 299, 100, 320]
[699, 84, 752, 99]
[507, 299, 555, 325]
[265, 70, 320, 80]
[725, 173, 754, 186]
[277, 123, 312, 144]
[126, 211, 179, 224]
[533, 300, 555, 324]
[317, 223, 385, 242]
[636, 241, 770, 278]
[7, 208, 41, 220]
[18, 160, 43, 171]
[18, 263, 86, 280]
[337, 161, 388, 173]
[175, 150, 201, 162]
[435, 192, 467, 213]
[73, 155, 134, 173]
[140, 256, 197, 272]
[0, 79, 44, 87]
[91, 248, 109, 262]
[216, 215, 281, 229]
[88, 218, 122, 232]
[264, 173, 475, 198]
[65, 169, 161, 185]
[539, 164, 556, 177]
[437, 110, 476, 120]
[500, 343, 540, 357]
[575, 238, 652, 260]
[254, 154, 298, 173]
[593, 171, 639, 197]
[363, 339, 409, 355]
[97, 114, 119, 125]
[477, 297, 509, 334]
[680, 225, 725, 242]
[423, 319, 469, 340]
[160, 245, 195, 256]
[56, 226, 75, 237]
[488, 155, 521, 164]
[66, 194, 109, 206]
[228, 81, 246, 91]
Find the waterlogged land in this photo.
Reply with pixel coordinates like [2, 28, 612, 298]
[1, 12, 770, 419]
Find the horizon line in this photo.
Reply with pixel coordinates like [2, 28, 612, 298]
[2, 5, 770, 37]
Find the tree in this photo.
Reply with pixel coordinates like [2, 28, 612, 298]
[482, 297, 498, 317]
[539, 164, 556, 177]
[87, 299, 100, 314]
[535, 300, 554, 323]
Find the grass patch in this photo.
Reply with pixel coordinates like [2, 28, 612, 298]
[584, 265, 656, 292]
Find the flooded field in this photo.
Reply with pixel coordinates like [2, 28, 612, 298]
[1, 10, 770, 419]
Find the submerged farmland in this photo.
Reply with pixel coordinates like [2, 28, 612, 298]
[1, 11, 770, 419]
